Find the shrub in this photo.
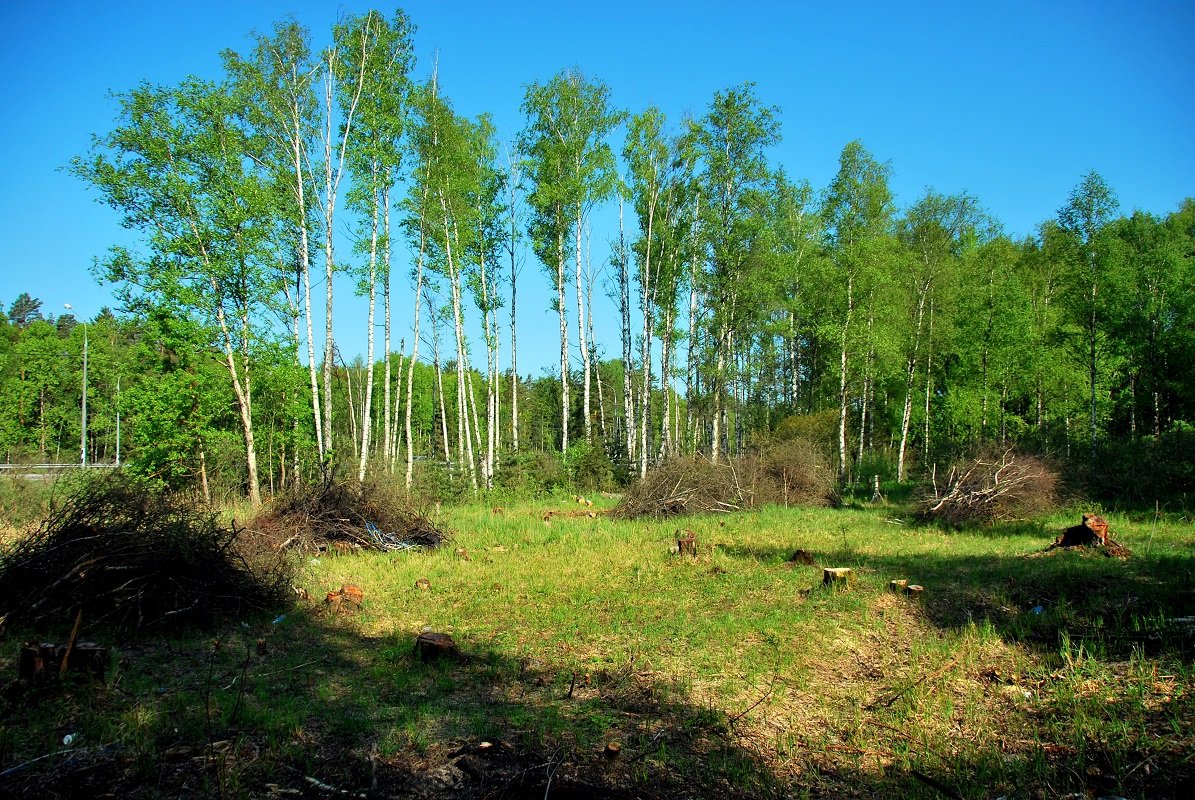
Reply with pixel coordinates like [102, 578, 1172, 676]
[1089, 426, 1195, 503]
[564, 441, 615, 493]
[494, 450, 570, 498]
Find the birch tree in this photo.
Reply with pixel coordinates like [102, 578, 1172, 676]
[521, 69, 623, 449]
[1058, 170, 1118, 468]
[339, 9, 414, 482]
[820, 140, 893, 480]
[690, 84, 780, 462]
[73, 78, 280, 505]
[223, 21, 322, 460]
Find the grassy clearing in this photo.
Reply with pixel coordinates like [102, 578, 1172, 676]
[1, 497, 1193, 798]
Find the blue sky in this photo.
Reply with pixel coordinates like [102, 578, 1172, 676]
[1, 0, 1192, 373]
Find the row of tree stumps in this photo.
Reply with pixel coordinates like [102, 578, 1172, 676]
[674, 531, 926, 597]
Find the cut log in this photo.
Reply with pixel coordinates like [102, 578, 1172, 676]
[823, 567, 852, 588]
[415, 632, 460, 663]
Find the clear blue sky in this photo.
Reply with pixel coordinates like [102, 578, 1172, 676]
[1, 0, 1192, 373]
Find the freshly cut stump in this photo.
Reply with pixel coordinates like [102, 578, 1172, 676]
[677, 532, 698, 556]
[889, 579, 909, 593]
[903, 584, 924, 599]
[823, 567, 852, 588]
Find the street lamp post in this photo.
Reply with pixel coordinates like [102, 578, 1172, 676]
[64, 304, 88, 467]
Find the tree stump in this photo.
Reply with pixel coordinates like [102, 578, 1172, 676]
[415, 632, 460, 663]
[903, 584, 924, 599]
[823, 567, 852, 588]
[1054, 513, 1113, 548]
[604, 742, 622, 759]
[889, 579, 908, 593]
[677, 531, 698, 556]
[415, 577, 431, 591]
[324, 584, 364, 611]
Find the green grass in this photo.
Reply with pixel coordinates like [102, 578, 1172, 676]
[2, 498, 1193, 798]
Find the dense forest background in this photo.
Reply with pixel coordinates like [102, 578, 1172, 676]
[1, 10, 1192, 504]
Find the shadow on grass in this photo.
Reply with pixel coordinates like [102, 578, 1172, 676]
[0, 606, 780, 800]
[4, 537, 1195, 799]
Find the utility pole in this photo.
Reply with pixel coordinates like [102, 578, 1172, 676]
[65, 304, 88, 467]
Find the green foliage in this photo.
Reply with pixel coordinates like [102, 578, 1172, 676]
[562, 440, 614, 493]
[493, 450, 569, 498]
[1090, 425, 1195, 504]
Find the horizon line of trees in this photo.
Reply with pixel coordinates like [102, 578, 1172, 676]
[3, 8, 1192, 504]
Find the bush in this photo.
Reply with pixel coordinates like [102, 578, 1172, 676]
[494, 451, 569, 498]
[918, 448, 1060, 526]
[1089, 426, 1195, 503]
[756, 439, 837, 506]
[564, 441, 615, 493]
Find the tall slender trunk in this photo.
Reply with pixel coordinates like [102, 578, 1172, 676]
[658, 303, 675, 459]
[440, 197, 477, 489]
[686, 219, 699, 456]
[290, 104, 322, 460]
[509, 242, 520, 452]
[638, 199, 657, 477]
[382, 192, 394, 467]
[837, 273, 854, 481]
[575, 206, 592, 442]
[320, 42, 369, 460]
[897, 285, 928, 482]
[618, 198, 634, 464]
[922, 300, 935, 463]
[506, 150, 521, 454]
[556, 227, 570, 452]
[357, 179, 381, 483]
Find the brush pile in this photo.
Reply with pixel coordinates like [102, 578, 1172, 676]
[613, 442, 835, 520]
[252, 474, 447, 552]
[0, 472, 290, 634]
[920, 449, 1059, 526]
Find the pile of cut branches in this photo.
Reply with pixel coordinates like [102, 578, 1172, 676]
[252, 473, 447, 552]
[0, 472, 291, 634]
[920, 449, 1059, 526]
[613, 444, 834, 520]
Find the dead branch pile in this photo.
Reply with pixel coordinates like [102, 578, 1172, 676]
[612, 443, 834, 520]
[919, 449, 1059, 526]
[251, 474, 447, 552]
[0, 472, 291, 634]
